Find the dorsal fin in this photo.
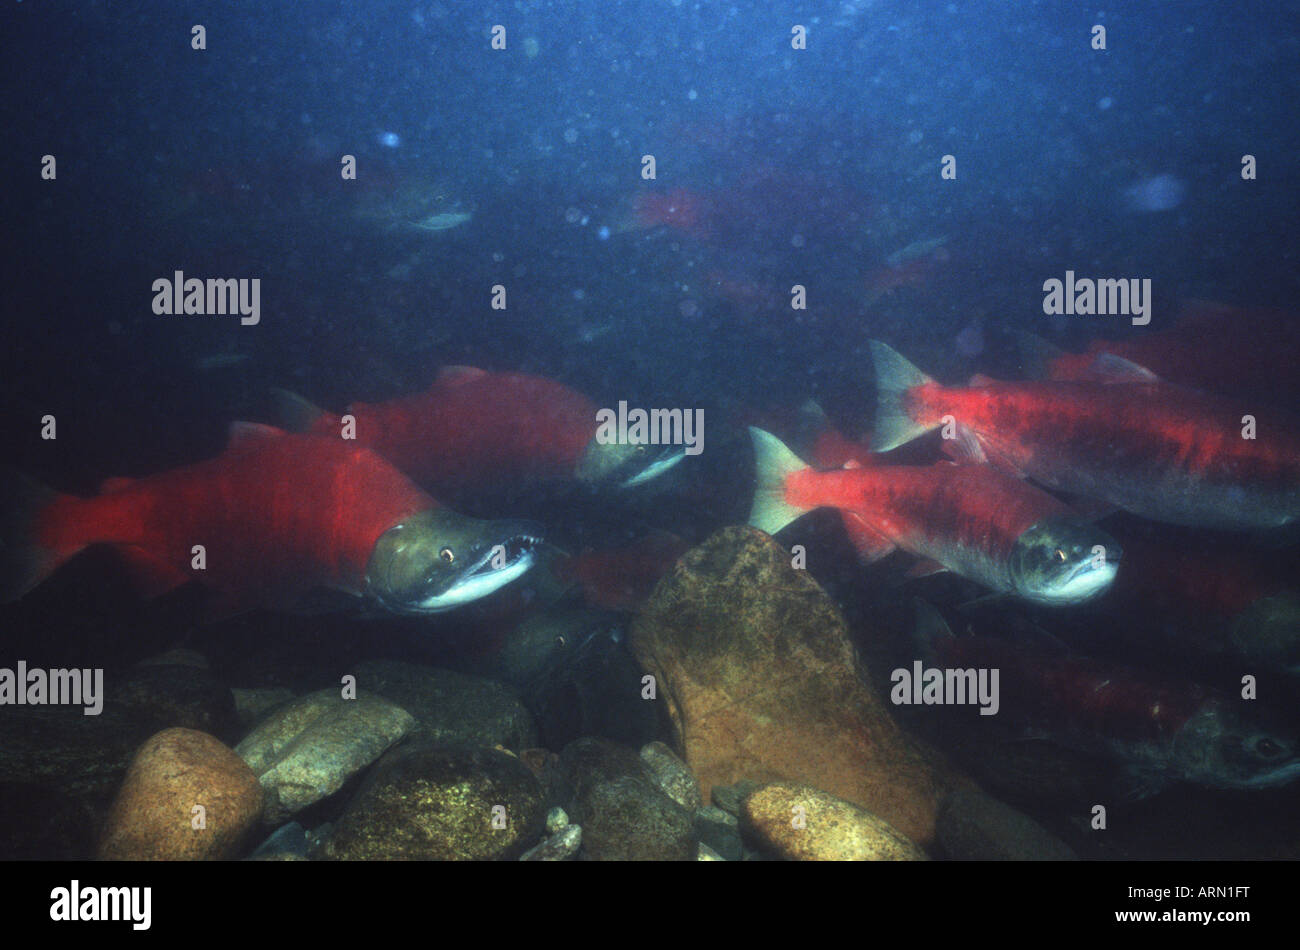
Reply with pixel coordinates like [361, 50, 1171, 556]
[1015, 331, 1066, 380]
[270, 388, 326, 433]
[436, 365, 489, 384]
[968, 373, 996, 387]
[227, 421, 287, 448]
[100, 476, 135, 494]
[1086, 353, 1161, 384]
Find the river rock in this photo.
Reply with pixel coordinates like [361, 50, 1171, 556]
[545, 806, 570, 835]
[629, 526, 950, 845]
[742, 782, 927, 861]
[560, 738, 696, 861]
[246, 821, 312, 861]
[694, 804, 743, 861]
[936, 782, 1078, 860]
[0, 705, 141, 806]
[235, 688, 414, 822]
[355, 660, 536, 750]
[640, 741, 701, 811]
[231, 687, 296, 730]
[519, 823, 582, 861]
[326, 742, 546, 860]
[711, 779, 761, 818]
[98, 728, 263, 860]
[518, 747, 569, 807]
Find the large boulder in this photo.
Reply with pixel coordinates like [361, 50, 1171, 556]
[629, 526, 950, 846]
[741, 782, 927, 861]
[325, 742, 546, 860]
[235, 689, 414, 822]
[560, 738, 697, 861]
[98, 728, 263, 860]
[353, 660, 536, 750]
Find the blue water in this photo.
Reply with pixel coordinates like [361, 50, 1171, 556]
[2, 0, 1299, 861]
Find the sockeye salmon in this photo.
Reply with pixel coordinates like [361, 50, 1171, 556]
[275, 366, 685, 497]
[748, 428, 1119, 605]
[912, 599, 1300, 795]
[1, 424, 541, 617]
[871, 340, 1300, 531]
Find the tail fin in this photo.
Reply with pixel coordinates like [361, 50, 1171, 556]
[747, 428, 812, 535]
[270, 388, 327, 433]
[1015, 331, 1066, 380]
[869, 340, 938, 451]
[0, 468, 80, 602]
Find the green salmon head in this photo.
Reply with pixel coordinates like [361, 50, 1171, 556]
[1172, 700, 1300, 790]
[364, 509, 541, 613]
[575, 438, 687, 489]
[1009, 519, 1120, 605]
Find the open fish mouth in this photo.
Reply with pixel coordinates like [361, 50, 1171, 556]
[1231, 758, 1300, 790]
[406, 528, 543, 613]
[366, 513, 544, 615]
[1048, 554, 1120, 604]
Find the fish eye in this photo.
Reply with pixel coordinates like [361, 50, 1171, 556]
[1053, 549, 1067, 563]
[554, 635, 566, 647]
[439, 547, 455, 563]
[635, 444, 648, 455]
[1256, 737, 1284, 758]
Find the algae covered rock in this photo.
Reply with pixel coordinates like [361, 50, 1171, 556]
[741, 782, 927, 861]
[234, 688, 414, 822]
[519, 823, 582, 861]
[560, 737, 696, 861]
[354, 659, 536, 750]
[629, 526, 950, 845]
[98, 728, 263, 860]
[326, 742, 545, 860]
[640, 740, 702, 811]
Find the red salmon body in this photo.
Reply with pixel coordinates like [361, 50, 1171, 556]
[307, 369, 598, 495]
[935, 630, 1208, 745]
[33, 426, 434, 611]
[1042, 300, 1300, 405]
[873, 342, 1300, 531]
[749, 427, 1119, 604]
[784, 462, 1072, 592]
